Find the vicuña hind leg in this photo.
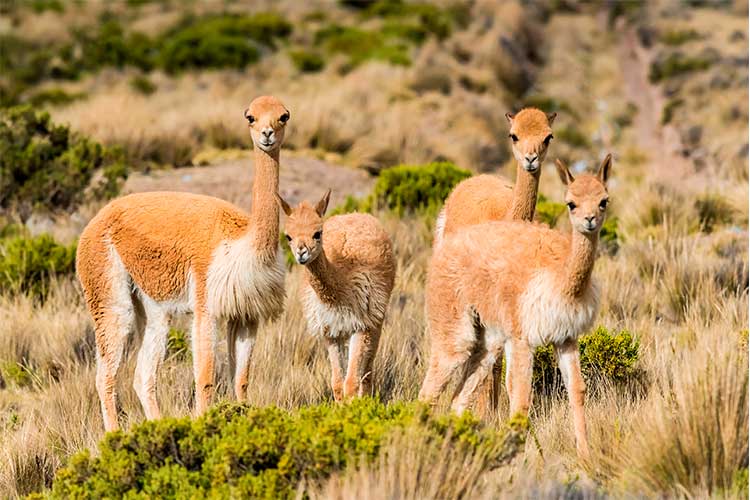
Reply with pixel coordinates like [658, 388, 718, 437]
[227, 318, 258, 401]
[133, 297, 169, 420]
[451, 328, 504, 415]
[93, 265, 136, 431]
[192, 304, 217, 415]
[344, 327, 381, 398]
[556, 339, 589, 459]
[508, 337, 533, 417]
[419, 313, 474, 404]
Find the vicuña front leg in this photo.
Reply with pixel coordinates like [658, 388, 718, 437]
[192, 307, 217, 415]
[508, 337, 533, 417]
[451, 330, 504, 415]
[227, 318, 258, 401]
[344, 328, 381, 398]
[326, 338, 346, 401]
[556, 339, 589, 459]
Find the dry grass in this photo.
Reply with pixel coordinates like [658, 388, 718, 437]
[1, 1, 748, 498]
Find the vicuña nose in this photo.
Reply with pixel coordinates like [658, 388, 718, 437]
[525, 154, 538, 163]
[585, 215, 596, 224]
[262, 129, 273, 138]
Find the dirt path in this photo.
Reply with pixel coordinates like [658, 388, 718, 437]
[124, 153, 374, 211]
[616, 22, 695, 186]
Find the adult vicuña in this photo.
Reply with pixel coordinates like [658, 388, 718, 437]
[277, 191, 396, 400]
[420, 154, 613, 458]
[435, 107, 556, 417]
[77, 96, 290, 431]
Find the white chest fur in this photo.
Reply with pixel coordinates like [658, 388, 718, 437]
[206, 235, 285, 321]
[301, 285, 368, 338]
[519, 270, 600, 347]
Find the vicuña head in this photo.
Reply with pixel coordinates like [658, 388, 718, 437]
[556, 154, 611, 236]
[506, 107, 556, 173]
[244, 95, 290, 153]
[276, 190, 331, 265]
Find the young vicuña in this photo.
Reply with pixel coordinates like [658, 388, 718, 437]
[77, 96, 290, 431]
[420, 154, 613, 458]
[277, 191, 396, 400]
[435, 107, 556, 416]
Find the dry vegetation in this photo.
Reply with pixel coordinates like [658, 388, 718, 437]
[0, 0, 748, 498]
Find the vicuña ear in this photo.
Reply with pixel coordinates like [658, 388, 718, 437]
[315, 189, 331, 217]
[555, 159, 575, 186]
[274, 192, 292, 216]
[546, 112, 557, 125]
[598, 154, 612, 185]
[505, 112, 515, 124]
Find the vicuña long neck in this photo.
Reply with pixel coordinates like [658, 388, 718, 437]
[561, 231, 598, 298]
[305, 252, 343, 304]
[509, 165, 540, 221]
[250, 147, 280, 257]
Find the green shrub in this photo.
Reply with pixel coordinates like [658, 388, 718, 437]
[46, 399, 527, 498]
[72, 20, 156, 72]
[532, 326, 642, 392]
[315, 25, 411, 68]
[600, 216, 620, 253]
[659, 28, 701, 46]
[535, 194, 566, 227]
[0, 360, 36, 389]
[556, 126, 590, 148]
[159, 13, 292, 73]
[649, 52, 712, 82]
[661, 97, 684, 124]
[362, 0, 464, 39]
[166, 328, 189, 361]
[289, 49, 325, 73]
[371, 162, 471, 215]
[0, 234, 76, 298]
[27, 88, 86, 107]
[0, 106, 127, 216]
[695, 193, 735, 233]
[129, 75, 157, 95]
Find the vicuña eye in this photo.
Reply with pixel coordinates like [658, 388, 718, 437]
[544, 134, 553, 145]
[509, 134, 519, 143]
[285, 234, 291, 242]
[566, 201, 576, 210]
[599, 199, 609, 210]
[279, 112, 290, 123]
[247, 115, 255, 125]
[313, 231, 322, 240]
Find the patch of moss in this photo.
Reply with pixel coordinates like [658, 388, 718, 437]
[46, 399, 526, 498]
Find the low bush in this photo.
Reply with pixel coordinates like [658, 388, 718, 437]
[45, 399, 527, 498]
[0, 106, 127, 217]
[661, 97, 684, 124]
[331, 162, 470, 216]
[27, 88, 86, 107]
[315, 25, 411, 68]
[600, 216, 620, 253]
[166, 328, 190, 361]
[129, 75, 157, 95]
[649, 52, 712, 82]
[533, 326, 642, 393]
[159, 13, 292, 73]
[0, 233, 76, 298]
[659, 28, 702, 46]
[556, 125, 590, 148]
[289, 49, 326, 73]
[535, 194, 566, 227]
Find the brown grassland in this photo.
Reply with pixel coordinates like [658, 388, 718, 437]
[0, 0, 748, 497]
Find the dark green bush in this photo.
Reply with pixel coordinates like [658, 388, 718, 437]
[315, 25, 411, 68]
[659, 28, 702, 46]
[556, 126, 590, 148]
[129, 75, 157, 95]
[0, 106, 127, 217]
[371, 162, 471, 215]
[649, 52, 712, 82]
[159, 13, 292, 73]
[535, 194, 566, 227]
[661, 97, 684, 124]
[0, 233, 76, 298]
[72, 20, 156, 72]
[289, 49, 325, 73]
[533, 326, 641, 393]
[362, 0, 465, 39]
[600, 216, 620, 253]
[46, 399, 526, 499]
[27, 88, 86, 107]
